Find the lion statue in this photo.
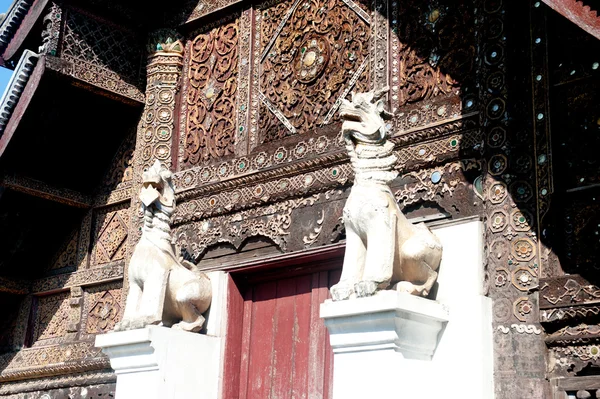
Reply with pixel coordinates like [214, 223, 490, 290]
[330, 88, 443, 301]
[115, 160, 212, 333]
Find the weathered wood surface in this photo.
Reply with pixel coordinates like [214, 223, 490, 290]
[229, 266, 339, 399]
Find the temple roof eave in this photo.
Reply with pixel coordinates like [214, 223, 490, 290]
[0, 0, 34, 65]
[0, 49, 40, 157]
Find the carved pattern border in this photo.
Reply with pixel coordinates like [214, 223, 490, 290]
[32, 263, 124, 294]
[173, 123, 480, 225]
[0, 370, 115, 396]
[0, 341, 108, 383]
[371, 0, 388, 90]
[173, 112, 478, 195]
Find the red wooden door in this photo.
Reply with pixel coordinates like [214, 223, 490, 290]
[226, 267, 340, 399]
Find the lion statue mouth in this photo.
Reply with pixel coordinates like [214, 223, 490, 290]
[139, 160, 174, 208]
[339, 87, 392, 145]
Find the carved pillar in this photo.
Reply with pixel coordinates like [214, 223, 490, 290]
[479, 0, 549, 397]
[136, 36, 183, 174]
[123, 35, 184, 307]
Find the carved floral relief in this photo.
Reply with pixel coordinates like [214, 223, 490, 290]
[83, 282, 123, 335]
[258, 0, 371, 142]
[91, 206, 130, 266]
[184, 19, 239, 167]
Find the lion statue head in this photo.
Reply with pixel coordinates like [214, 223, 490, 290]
[139, 160, 175, 209]
[339, 87, 392, 145]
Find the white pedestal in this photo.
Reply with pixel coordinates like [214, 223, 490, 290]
[322, 219, 495, 399]
[321, 291, 449, 399]
[95, 326, 221, 399]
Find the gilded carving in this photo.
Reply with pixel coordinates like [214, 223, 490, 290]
[393, 161, 470, 207]
[489, 210, 508, 233]
[390, 2, 475, 112]
[511, 267, 537, 292]
[511, 238, 536, 262]
[513, 296, 534, 322]
[0, 371, 115, 396]
[176, 194, 320, 259]
[49, 230, 79, 271]
[184, 19, 239, 167]
[32, 263, 124, 293]
[39, 2, 62, 56]
[91, 206, 130, 266]
[61, 8, 144, 101]
[0, 341, 107, 381]
[83, 282, 123, 335]
[98, 131, 135, 202]
[257, 0, 371, 141]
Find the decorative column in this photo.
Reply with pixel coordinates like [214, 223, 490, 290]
[120, 34, 184, 312]
[136, 36, 183, 172]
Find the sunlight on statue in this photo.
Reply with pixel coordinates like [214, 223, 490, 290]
[115, 160, 212, 332]
[330, 88, 443, 301]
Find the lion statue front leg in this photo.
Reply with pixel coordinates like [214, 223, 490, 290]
[331, 188, 397, 300]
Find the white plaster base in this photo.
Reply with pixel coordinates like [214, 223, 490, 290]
[95, 326, 221, 399]
[321, 290, 449, 359]
[321, 291, 449, 399]
[322, 218, 494, 399]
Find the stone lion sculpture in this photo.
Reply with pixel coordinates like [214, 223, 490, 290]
[115, 160, 212, 332]
[330, 88, 443, 301]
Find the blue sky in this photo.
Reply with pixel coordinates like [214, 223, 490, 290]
[0, 0, 17, 94]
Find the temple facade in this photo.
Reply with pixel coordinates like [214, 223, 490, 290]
[0, 0, 598, 398]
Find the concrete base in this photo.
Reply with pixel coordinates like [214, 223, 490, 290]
[321, 218, 494, 399]
[321, 290, 449, 360]
[321, 291, 449, 398]
[95, 326, 221, 399]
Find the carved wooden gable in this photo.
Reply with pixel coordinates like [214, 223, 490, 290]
[179, 0, 375, 170]
[176, 0, 476, 181]
[171, 0, 479, 263]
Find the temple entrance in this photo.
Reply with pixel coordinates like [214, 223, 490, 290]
[223, 254, 341, 399]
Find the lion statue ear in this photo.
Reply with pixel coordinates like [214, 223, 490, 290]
[373, 86, 393, 121]
[160, 168, 172, 181]
[372, 86, 389, 101]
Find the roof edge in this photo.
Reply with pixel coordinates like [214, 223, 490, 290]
[0, 0, 34, 57]
[0, 49, 38, 135]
